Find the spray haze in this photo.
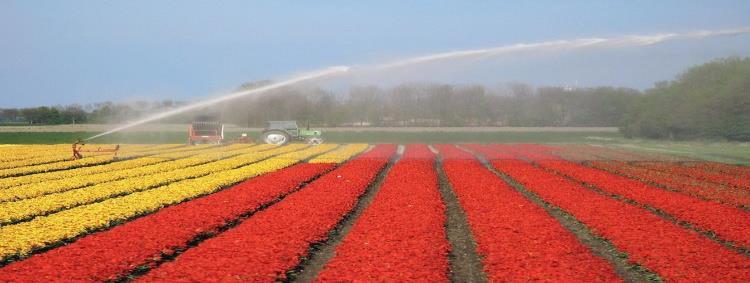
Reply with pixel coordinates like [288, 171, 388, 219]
[86, 26, 750, 141]
[86, 66, 350, 140]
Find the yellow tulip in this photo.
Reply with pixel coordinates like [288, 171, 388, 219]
[0, 143, 338, 260]
[309, 144, 369, 163]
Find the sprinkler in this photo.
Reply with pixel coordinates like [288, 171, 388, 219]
[71, 139, 120, 160]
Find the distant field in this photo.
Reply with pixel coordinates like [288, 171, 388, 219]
[0, 124, 621, 144]
[605, 139, 750, 165]
[0, 125, 621, 144]
[0, 129, 622, 144]
[0, 124, 617, 133]
[0, 125, 747, 164]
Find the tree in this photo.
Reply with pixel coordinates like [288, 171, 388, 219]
[621, 57, 750, 141]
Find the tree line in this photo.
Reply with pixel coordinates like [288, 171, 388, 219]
[215, 83, 639, 128]
[0, 101, 187, 125]
[2, 57, 748, 141]
[1, 84, 640, 128]
[620, 57, 750, 141]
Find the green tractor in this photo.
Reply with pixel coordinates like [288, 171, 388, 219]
[261, 121, 324, 145]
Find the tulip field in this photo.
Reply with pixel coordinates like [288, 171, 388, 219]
[0, 143, 749, 282]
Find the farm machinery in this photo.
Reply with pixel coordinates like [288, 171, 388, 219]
[188, 114, 224, 145]
[184, 116, 322, 146]
[71, 140, 120, 160]
[261, 121, 324, 145]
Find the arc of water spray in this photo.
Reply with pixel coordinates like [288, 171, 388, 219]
[372, 26, 750, 69]
[85, 66, 350, 140]
[86, 26, 750, 141]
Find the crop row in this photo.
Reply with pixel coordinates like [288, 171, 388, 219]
[0, 144, 261, 203]
[308, 143, 369, 163]
[114, 144, 217, 159]
[316, 144, 449, 281]
[0, 144, 217, 179]
[0, 144, 368, 281]
[0, 144, 232, 189]
[537, 159, 750, 249]
[0, 145, 288, 224]
[0, 145, 72, 162]
[0, 144, 175, 169]
[468, 144, 750, 282]
[0, 154, 95, 170]
[681, 161, 750, 178]
[553, 144, 680, 162]
[0, 144, 180, 163]
[490, 144, 750, 251]
[137, 144, 396, 282]
[630, 161, 750, 191]
[0, 156, 115, 178]
[0, 144, 178, 169]
[437, 144, 618, 281]
[534, 145, 750, 207]
[0, 144, 337, 260]
[0, 164, 339, 281]
[0, 156, 167, 189]
[590, 160, 750, 208]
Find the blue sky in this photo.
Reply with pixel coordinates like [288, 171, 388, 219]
[2, 1, 750, 107]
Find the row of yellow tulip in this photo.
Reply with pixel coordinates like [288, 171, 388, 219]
[0, 145, 90, 163]
[308, 144, 370, 163]
[0, 144, 337, 260]
[0, 156, 162, 190]
[119, 143, 186, 152]
[0, 155, 84, 170]
[116, 144, 210, 159]
[0, 144, 262, 202]
[274, 143, 337, 161]
[0, 145, 220, 189]
[0, 144, 165, 177]
[0, 156, 117, 178]
[0, 144, 68, 158]
[0, 144, 177, 163]
[0, 144, 75, 153]
[0, 148, 130, 170]
[0, 144, 214, 180]
[0, 144, 298, 224]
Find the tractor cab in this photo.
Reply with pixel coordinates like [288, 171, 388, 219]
[188, 114, 224, 145]
[269, 121, 300, 135]
[261, 120, 323, 145]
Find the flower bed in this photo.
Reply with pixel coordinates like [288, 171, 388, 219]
[591, 161, 750, 208]
[137, 145, 396, 282]
[316, 144, 449, 282]
[436, 144, 619, 282]
[0, 144, 335, 261]
[540, 160, 750, 248]
[470, 144, 750, 282]
[0, 162, 336, 282]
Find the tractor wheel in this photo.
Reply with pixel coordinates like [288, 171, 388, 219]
[305, 137, 324, 145]
[262, 130, 290, 145]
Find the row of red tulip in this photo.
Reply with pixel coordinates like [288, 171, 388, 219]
[316, 144, 450, 281]
[136, 145, 396, 282]
[631, 161, 750, 191]
[0, 162, 336, 282]
[591, 160, 750, 208]
[436, 144, 620, 282]
[682, 161, 750, 180]
[468, 144, 750, 282]
[480, 144, 750, 247]
[541, 160, 750, 249]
